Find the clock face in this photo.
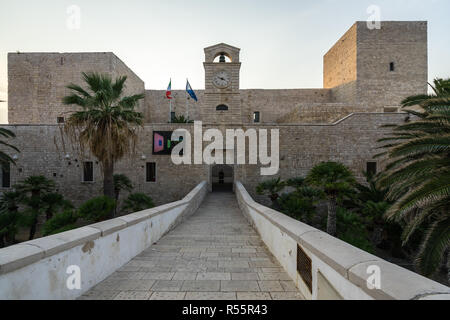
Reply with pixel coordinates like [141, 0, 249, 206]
[212, 71, 231, 88]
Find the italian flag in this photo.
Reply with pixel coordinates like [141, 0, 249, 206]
[166, 79, 173, 99]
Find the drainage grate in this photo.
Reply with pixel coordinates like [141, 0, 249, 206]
[297, 244, 312, 293]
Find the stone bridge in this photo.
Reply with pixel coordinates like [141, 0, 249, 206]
[0, 182, 449, 300]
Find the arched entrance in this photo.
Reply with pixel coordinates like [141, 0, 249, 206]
[211, 164, 233, 192]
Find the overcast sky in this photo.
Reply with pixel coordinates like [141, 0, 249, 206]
[0, 0, 449, 123]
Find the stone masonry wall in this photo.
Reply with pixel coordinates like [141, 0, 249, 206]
[146, 88, 333, 124]
[356, 21, 428, 109]
[275, 103, 367, 124]
[323, 21, 427, 112]
[239, 89, 332, 123]
[324, 22, 358, 104]
[239, 112, 407, 204]
[8, 52, 145, 124]
[0, 124, 206, 207]
[8, 22, 427, 125]
[0, 113, 405, 207]
[323, 22, 358, 88]
[144, 90, 203, 123]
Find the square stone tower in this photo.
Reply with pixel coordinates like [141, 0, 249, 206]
[7, 52, 145, 124]
[202, 43, 242, 123]
[324, 21, 428, 111]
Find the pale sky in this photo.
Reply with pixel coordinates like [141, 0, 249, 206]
[0, 0, 449, 123]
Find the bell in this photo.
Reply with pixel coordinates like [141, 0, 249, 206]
[219, 54, 226, 63]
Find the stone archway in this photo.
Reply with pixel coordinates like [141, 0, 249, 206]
[211, 164, 234, 192]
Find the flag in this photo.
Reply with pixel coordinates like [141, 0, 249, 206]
[166, 79, 173, 99]
[186, 79, 198, 102]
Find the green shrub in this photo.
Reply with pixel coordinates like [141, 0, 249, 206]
[277, 192, 315, 223]
[42, 210, 78, 236]
[122, 193, 154, 214]
[336, 207, 374, 253]
[256, 178, 286, 206]
[78, 196, 116, 222]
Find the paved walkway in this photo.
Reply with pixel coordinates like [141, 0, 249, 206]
[80, 192, 304, 300]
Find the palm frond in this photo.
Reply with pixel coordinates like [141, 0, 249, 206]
[415, 214, 450, 276]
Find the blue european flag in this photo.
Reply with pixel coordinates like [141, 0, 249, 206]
[186, 79, 198, 102]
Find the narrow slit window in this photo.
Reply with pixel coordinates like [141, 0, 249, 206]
[389, 62, 395, 72]
[1, 162, 11, 188]
[253, 111, 260, 123]
[367, 162, 377, 176]
[83, 161, 94, 182]
[146, 162, 156, 182]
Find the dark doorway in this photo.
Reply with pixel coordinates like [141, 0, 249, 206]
[211, 164, 233, 192]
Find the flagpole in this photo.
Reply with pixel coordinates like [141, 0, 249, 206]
[169, 99, 172, 123]
[186, 78, 189, 120]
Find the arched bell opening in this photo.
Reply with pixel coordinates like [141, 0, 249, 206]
[213, 52, 232, 63]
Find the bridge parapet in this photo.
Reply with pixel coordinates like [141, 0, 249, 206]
[0, 181, 207, 299]
[235, 181, 450, 300]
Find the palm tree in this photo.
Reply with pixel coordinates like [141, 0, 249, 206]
[285, 177, 306, 190]
[171, 115, 193, 123]
[256, 177, 286, 206]
[0, 127, 19, 167]
[15, 176, 55, 240]
[41, 192, 73, 221]
[63, 72, 144, 199]
[377, 78, 450, 277]
[306, 162, 356, 236]
[0, 191, 22, 247]
[113, 174, 133, 216]
[122, 193, 154, 214]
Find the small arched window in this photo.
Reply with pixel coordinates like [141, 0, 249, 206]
[216, 104, 229, 111]
[389, 62, 395, 72]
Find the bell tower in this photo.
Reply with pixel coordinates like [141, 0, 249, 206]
[203, 43, 242, 123]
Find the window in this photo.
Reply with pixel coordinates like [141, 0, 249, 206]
[146, 162, 156, 182]
[216, 104, 228, 111]
[383, 107, 398, 113]
[83, 161, 94, 182]
[367, 162, 377, 176]
[57, 117, 65, 124]
[253, 111, 260, 123]
[1, 163, 11, 188]
[389, 62, 395, 72]
[170, 112, 175, 122]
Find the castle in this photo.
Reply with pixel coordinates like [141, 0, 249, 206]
[1, 21, 428, 205]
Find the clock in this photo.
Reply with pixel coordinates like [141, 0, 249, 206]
[212, 71, 231, 88]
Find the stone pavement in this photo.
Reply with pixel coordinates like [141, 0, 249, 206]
[79, 192, 304, 300]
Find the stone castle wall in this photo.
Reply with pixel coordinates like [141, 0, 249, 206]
[324, 23, 357, 87]
[323, 21, 427, 112]
[0, 113, 406, 206]
[8, 52, 145, 124]
[356, 21, 428, 109]
[275, 103, 367, 124]
[0, 123, 206, 207]
[239, 89, 333, 123]
[146, 88, 333, 124]
[7, 21, 427, 125]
